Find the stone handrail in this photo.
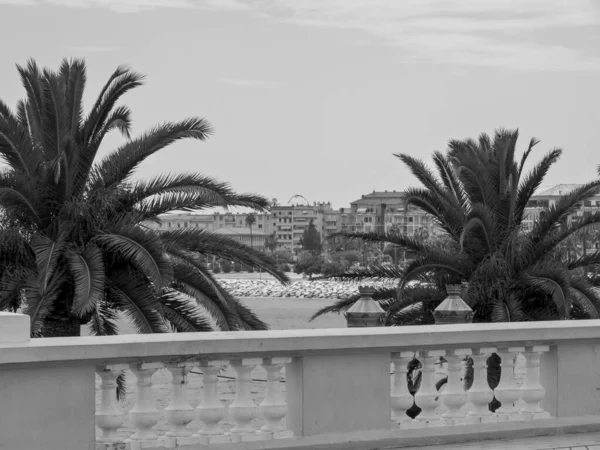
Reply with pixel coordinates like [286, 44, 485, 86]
[2, 313, 600, 450]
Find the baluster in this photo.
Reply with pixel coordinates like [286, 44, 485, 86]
[164, 362, 197, 448]
[414, 350, 445, 427]
[466, 348, 497, 424]
[494, 347, 525, 421]
[520, 345, 551, 420]
[391, 351, 416, 428]
[96, 364, 128, 446]
[259, 357, 292, 438]
[229, 358, 261, 442]
[195, 360, 227, 444]
[440, 349, 471, 426]
[129, 362, 163, 450]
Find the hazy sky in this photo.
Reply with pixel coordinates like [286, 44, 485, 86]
[1, 0, 600, 209]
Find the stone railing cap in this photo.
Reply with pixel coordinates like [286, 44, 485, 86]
[1, 319, 599, 367]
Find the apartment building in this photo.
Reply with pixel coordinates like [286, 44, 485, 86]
[271, 202, 335, 252]
[213, 228, 267, 250]
[142, 192, 445, 252]
[142, 212, 213, 231]
[524, 184, 600, 236]
[347, 190, 441, 237]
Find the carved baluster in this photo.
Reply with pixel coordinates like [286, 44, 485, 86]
[466, 348, 497, 424]
[229, 358, 261, 442]
[494, 347, 525, 421]
[195, 360, 227, 444]
[440, 349, 471, 425]
[96, 364, 128, 445]
[391, 351, 416, 428]
[164, 362, 197, 447]
[414, 350, 445, 426]
[259, 357, 292, 438]
[129, 363, 163, 449]
[520, 346, 551, 420]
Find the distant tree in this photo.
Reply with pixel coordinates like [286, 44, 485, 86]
[300, 219, 321, 253]
[274, 249, 294, 264]
[340, 250, 361, 265]
[293, 252, 323, 280]
[264, 232, 278, 254]
[245, 213, 257, 249]
[321, 261, 345, 277]
[221, 260, 232, 273]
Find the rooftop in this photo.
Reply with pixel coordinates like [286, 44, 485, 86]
[351, 190, 404, 204]
[533, 184, 583, 197]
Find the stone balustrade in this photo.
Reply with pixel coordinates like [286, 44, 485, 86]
[2, 313, 600, 450]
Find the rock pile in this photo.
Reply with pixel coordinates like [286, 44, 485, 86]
[218, 279, 395, 299]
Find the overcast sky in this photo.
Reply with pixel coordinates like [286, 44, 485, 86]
[1, 0, 599, 209]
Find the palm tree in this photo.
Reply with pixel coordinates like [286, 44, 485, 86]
[264, 232, 278, 254]
[313, 129, 600, 325]
[0, 58, 287, 338]
[245, 213, 257, 249]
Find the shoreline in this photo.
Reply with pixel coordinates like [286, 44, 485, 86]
[217, 277, 395, 299]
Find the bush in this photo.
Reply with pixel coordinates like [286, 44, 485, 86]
[247, 266, 254, 273]
[212, 264, 221, 274]
[340, 250, 361, 264]
[233, 262, 241, 272]
[321, 262, 344, 277]
[221, 261, 232, 273]
[294, 252, 324, 279]
[281, 263, 291, 272]
[274, 249, 294, 264]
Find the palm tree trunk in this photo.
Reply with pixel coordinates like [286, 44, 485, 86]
[42, 315, 81, 337]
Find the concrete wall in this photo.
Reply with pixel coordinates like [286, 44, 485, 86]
[0, 363, 95, 450]
[0, 313, 95, 450]
[2, 314, 600, 449]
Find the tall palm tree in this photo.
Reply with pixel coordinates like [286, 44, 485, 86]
[313, 129, 600, 324]
[0, 58, 287, 337]
[245, 212, 257, 249]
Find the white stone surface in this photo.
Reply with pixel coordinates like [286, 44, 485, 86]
[3, 319, 600, 367]
[0, 311, 30, 342]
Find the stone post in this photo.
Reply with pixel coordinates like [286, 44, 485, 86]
[433, 284, 474, 324]
[0, 312, 96, 450]
[344, 286, 385, 327]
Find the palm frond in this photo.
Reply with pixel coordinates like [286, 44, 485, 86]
[66, 243, 105, 316]
[94, 227, 172, 290]
[93, 118, 213, 189]
[106, 273, 170, 333]
[87, 297, 120, 336]
[160, 289, 213, 332]
[514, 149, 561, 223]
[161, 228, 288, 283]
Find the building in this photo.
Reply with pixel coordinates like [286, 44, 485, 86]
[213, 228, 266, 250]
[523, 184, 600, 254]
[271, 202, 334, 253]
[141, 191, 447, 254]
[143, 212, 214, 231]
[347, 190, 441, 237]
[524, 184, 600, 230]
[143, 204, 337, 254]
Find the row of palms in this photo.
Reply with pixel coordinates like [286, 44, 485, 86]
[0, 59, 287, 337]
[314, 129, 600, 324]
